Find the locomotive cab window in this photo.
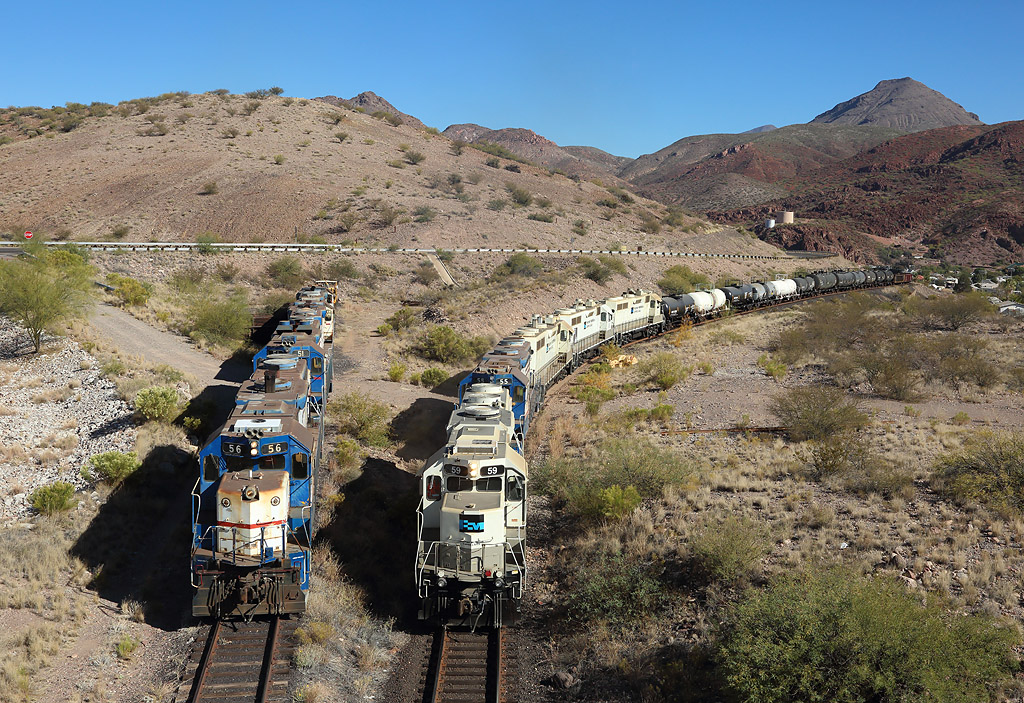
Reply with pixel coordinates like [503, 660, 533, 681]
[512, 386, 525, 404]
[292, 453, 308, 479]
[311, 357, 324, 372]
[257, 454, 287, 471]
[203, 455, 220, 482]
[506, 475, 524, 502]
[477, 477, 502, 492]
[446, 477, 473, 492]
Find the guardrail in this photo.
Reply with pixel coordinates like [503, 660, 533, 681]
[0, 240, 821, 261]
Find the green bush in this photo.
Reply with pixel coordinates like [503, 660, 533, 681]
[769, 386, 867, 442]
[565, 553, 661, 628]
[386, 361, 406, 382]
[535, 438, 694, 519]
[639, 352, 691, 390]
[420, 367, 449, 387]
[87, 451, 141, 486]
[526, 212, 554, 223]
[917, 292, 993, 330]
[720, 569, 1020, 703]
[756, 353, 787, 380]
[186, 290, 250, 345]
[505, 182, 532, 206]
[658, 265, 710, 295]
[385, 307, 418, 331]
[577, 256, 611, 283]
[30, 482, 76, 515]
[330, 392, 391, 447]
[134, 386, 179, 422]
[492, 253, 543, 279]
[267, 256, 305, 288]
[107, 274, 152, 307]
[598, 484, 642, 520]
[404, 150, 425, 165]
[417, 326, 490, 365]
[689, 516, 769, 586]
[935, 430, 1024, 514]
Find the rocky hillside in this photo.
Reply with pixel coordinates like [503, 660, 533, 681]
[316, 91, 425, 128]
[621, 124, 904, 209]
[715, 121, 1024, 264]
[441, 123, 631, 179]
[811, 77, 982, 132]
[0, 91, 752, 255]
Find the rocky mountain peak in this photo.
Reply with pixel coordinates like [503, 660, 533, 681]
[811, 77, 982, 132]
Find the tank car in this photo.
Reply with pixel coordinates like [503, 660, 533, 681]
[415, 383, 527, 628]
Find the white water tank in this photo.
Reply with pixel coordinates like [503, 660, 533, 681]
[765, 219, 776, 229]
[779, 211, 795, 224]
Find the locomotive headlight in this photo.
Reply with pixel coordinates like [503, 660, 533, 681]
[437, 577, 447, 588]
[494, 578, 505, 588]
[468, 461, 479, 477]
[249, 440, 259, 456]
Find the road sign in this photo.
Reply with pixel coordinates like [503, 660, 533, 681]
[24, 231, 32, 239]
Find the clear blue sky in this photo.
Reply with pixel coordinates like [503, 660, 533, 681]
[5, 0, 1022, 157]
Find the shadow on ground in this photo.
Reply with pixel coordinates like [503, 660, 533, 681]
[317, 458, 419, 623]
[392, 397, 456, 463]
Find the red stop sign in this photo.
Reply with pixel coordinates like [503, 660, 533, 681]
[24, 231, 32, 239]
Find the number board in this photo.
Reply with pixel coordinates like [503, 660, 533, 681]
[444, 465, 504, 477]
[262, 442, 287, 455]
[480, 465, 504, 477]
[222, 441, 245, 456]
[459, 515, 485, 533]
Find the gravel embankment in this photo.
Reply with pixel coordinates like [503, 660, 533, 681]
[0, 317, 136, 522]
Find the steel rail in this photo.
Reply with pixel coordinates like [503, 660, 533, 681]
[185, 620, 223, 703]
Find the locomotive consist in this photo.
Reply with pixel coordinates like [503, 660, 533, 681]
[191, 281, 337, 619]
[415, 267, 909, 626]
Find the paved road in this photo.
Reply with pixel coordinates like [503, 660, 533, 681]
[86, 303, 249, 391]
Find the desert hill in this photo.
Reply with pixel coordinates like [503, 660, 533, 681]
[714, 121, 1024, 264]
[0, 91, 781, 258]
[441, 123, 631, 179]
[811, 77, 982, 132]
[316, 91, 425, 128]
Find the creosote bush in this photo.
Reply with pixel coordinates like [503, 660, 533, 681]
[86, 451, 141, 486]
[420, 368, 449, 387]
[565, 553, 660, 629]
[29, 482, 76, 515]
[267, 256, 305, 288]
[688, 516, 769, 586]
[134, 386, 180, 423]
[417, 326, 491, 365]
[769, 386, 867, 442]
[492, 252, 543, 279]
[934, 430, 1024, 515]
[107, 273, 152, 307]
[658, 264, 710, 295]
[720, 568, 1020, 703]
[186, 290, 250, 346]
[639, 352, 691, 390]
[330, 392, 391, 447]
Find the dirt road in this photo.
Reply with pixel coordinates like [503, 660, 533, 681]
[85, 303, 249, 390]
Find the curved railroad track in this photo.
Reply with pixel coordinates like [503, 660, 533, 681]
[423, 628, 507, 703]
[178, 617, 298, 703]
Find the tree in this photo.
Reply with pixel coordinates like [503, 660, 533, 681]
[0, 250, 93, 352]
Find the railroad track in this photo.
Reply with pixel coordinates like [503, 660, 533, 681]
[179, 617, 297, 703]
[424, 628, 506, 703]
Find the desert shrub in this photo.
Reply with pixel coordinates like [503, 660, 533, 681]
[688, 516, 769, 586]
[86, 451, 141, 486]
[535, 438, 695, 519]
[413, 206, 435, 223]
[917, 292, 993, 330]
[327, 258, 360, 280]
[565, 554, 660, 629]
[769, 386, 867, 442]
[196, 231, 221, 255]
[486, 198, 507, 211]
[842, 459, 914, 499]
[334, 438, 364, 476]
[267, 256, 305, 288]
[485, 157, 500, 168]
[639, 352, 691, 390]
[330, 392, 391, 447]
[186, 290, 250, 345]
[386, 361, 406, 382]
[526, 212, 553, 223]
[934, 431, 1024, 515]
[199, 180, 218, 195]
[598, 484, 642, 520]
[597, 254, 627, 276]
[384, 307, 417, 331]
[30, 482, 76, 516]
[801, 432, 872, 481]
[449, 140, 466, 156]
[572, 219, 588, 236]
[505, 183, 532, 206]
[658, 265, 709, 295]
[107, 274, 152, 307]
[756, 353, 787, 380]
[417, 326, 491, 364]
[492, 253, 543, 279]
[415, 261, 440, 286]
[134, 386, 179, 422]
[576, 256, 612, 283]
[273, 154, 285, 165]
[404, 150, 425, 165]
[420, 367, 449, 387]
[719, 569, 1020, 703]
